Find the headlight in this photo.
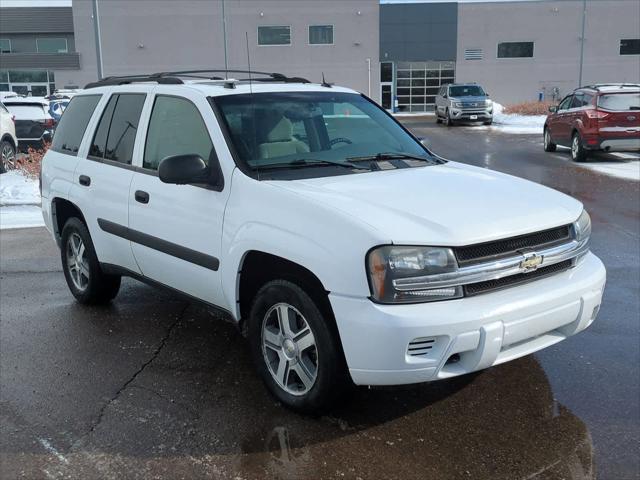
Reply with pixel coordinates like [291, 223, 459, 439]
[573, 209, 591, 243]
[485, 99, 493, 106]
[453, 102, 463, 108]
[367, 246, 463, 304]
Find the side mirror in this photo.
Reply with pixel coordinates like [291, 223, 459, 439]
[158, 154, 211, 185]
[548, 105, 558, 113]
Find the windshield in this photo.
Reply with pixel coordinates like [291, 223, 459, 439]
[448, 85, 486, 97]
[214, 92, 435, 174]
[597, 93, 640, 111]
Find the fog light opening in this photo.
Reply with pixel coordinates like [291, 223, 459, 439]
[445, 353, 461, 365]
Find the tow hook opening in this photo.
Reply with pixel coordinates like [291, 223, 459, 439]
[445, 353, 461, 365]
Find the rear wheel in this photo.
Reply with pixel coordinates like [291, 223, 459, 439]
[61, 218, 121, 304]
[248, 279, 348, 413]
[571, 131, 587, 162]
[0, 140, 16, 173]
[543, 127, 557, 152]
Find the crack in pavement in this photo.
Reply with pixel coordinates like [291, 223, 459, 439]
[69, 302, 190, 451]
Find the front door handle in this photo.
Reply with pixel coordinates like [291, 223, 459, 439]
[79, 175, 91, 187]
[134, 190, 150, 204]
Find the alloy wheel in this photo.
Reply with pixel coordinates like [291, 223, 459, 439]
[1, 143, 16, 171]
[571, 135, 579, 159]
[66, 233, 90, 291]
[261, 302, 318, 396]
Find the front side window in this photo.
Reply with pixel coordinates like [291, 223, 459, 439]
[497, 42, 534, 58]
[36, 38, 68, 54]
[214, 91, 437, 178]
[309, 25, 333, 45]
[144, 96, 213, 171]
[258, 26, 291, 46]
[620, 39, 640, 55]
[88, 93, 145, 165]
[448, 85, 486, 97]
[50, 95, 101, 155]
[0, 39, 11, 53]
[558, 95, 573, 111]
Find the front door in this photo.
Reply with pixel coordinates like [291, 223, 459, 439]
[380, 62, 393, 110]
[128, 92, 230, 307]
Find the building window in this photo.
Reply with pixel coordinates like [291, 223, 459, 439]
[0, 39, 11, 53]
[497, 42, 534, 58]
[620, 39, 640, 55]
[36, 38, 68, 53]
[309, 25, 333, 45]
[464, 48, 483, 60]
[258, 26, 291, 46]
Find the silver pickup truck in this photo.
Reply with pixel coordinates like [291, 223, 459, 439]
[435, 83, 493, 126]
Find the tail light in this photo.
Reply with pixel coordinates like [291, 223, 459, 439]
[41, 118, 55, 129]
[585, 109, 610, 120]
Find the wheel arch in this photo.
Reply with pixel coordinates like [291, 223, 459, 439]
[235, 250, 335, 336]
[1, 134, 16, 149]
[51, 197, 87, 246]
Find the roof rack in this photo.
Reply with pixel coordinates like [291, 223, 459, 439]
[580, 83, 640, 90]
[84, 70, 311, 89]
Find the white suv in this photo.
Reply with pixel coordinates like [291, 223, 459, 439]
[41, 71, 606, 412]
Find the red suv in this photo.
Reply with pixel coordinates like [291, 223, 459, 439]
[544, 84, 640, 162]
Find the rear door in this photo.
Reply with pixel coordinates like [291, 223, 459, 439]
[128, 90, 230, 307]
[69, 91, 148, 273]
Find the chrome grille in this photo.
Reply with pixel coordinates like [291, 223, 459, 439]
[455, 225, 571, 266]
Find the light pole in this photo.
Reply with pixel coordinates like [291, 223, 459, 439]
[222, 0, 228, 75]
[578, 0, 586, 87]
[92, 0, 104, 80]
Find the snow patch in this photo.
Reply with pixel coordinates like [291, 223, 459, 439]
[580, 160, 640, 181]
[490, 102, 546, 135]
[0, 205, 45, 229]
[0, 171, 41, 206]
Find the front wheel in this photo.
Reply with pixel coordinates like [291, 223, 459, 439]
[61, 218, 121, 304]
[571, 132, 587, 162]
[248, 279, 348, 413]
[445, 109, 454, 127]
[543, 127, 557, 152]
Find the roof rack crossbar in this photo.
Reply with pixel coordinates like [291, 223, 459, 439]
[85, 69, 310, 89]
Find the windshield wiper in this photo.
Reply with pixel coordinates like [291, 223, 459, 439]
[257, 158, 371, 171]
[347, 152, 434, 163]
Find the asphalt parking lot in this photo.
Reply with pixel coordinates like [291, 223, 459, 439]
[1, 120, 639, 480]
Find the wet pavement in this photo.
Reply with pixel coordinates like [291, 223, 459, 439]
[1, 121, 639, 479]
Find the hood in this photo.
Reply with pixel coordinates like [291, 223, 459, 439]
[271, 162, 582, 246]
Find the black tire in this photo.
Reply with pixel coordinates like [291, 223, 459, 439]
[445, 109, 454, 127]
[571, 131, 587, 162]
[60, 218, 121, 304]
[435, 116, 442, 124]
[543, 127, 557, 152]
[248, 279, 349, 413]
[0, 139, 16, 174]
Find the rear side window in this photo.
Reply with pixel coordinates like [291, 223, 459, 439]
[50, 95, 101, 155]
[143, 96, 213, 171]
[88, 93, 146, 165]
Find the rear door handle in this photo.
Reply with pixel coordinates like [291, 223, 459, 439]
[79, 175, 91, 186]
[134, 190, 150, 204]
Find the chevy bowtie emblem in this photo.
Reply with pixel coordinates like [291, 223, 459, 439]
[520, 252, 543, 271]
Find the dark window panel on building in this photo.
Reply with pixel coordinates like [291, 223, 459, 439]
[309, 25, 333, 45]
[620, 39, 640, 55]
[497, 42, 534, 58]
[258, 26, 291, 46]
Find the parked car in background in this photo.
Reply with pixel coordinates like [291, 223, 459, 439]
[3, 97, 55, 151]
[435, 83, 493, 126]
[41, 70, 605, 412]
[544, 84, 640, 162]
[48, 99, 70, 122]
[0, 101, 18, 173]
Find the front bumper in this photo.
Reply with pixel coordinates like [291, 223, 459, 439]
[330, 252, 605, 386]
[450, 108, 492, 121]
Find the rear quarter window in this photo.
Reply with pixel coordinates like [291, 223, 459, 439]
[50, 95, 101, 155]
